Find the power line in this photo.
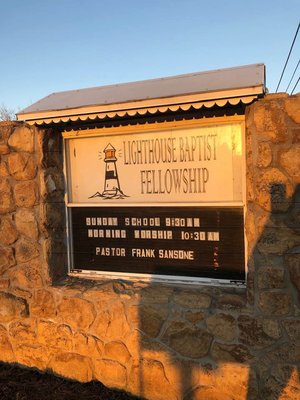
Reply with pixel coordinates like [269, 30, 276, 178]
[286, 59, 300, 92]
[276, 22, 300, 93]
[291, 75, 300, 94]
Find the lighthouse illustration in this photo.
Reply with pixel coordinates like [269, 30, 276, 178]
[90, 143, 128, 200]
[102, 143, 121, 195]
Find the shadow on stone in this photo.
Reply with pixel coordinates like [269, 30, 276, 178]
[135, 183, 299, 400]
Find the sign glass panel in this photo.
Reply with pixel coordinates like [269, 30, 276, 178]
[65, 122, 246, 283]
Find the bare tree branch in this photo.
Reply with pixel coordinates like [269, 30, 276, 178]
[0, 104, 16, 121]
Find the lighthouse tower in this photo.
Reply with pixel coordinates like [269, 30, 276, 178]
[102, 143, 121, 196]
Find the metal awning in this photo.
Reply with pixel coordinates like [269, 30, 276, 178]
[17, 63, 265, 125]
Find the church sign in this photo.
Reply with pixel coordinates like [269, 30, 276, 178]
[64, 119, 246, 284]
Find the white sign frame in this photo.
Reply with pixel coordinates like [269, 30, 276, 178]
[63, 116, 247, 287]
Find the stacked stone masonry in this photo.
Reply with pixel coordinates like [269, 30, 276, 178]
[0, 94, 299, 400]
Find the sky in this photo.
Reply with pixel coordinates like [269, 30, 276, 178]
[0, 0, 299, 112]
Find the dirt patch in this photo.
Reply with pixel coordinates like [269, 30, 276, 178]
[0, 362, 140, 400]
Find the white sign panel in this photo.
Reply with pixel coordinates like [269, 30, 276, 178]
[66, 123, 243, 204]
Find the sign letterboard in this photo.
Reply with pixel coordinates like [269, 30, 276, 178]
[65, 121, 246, 283]
[70, 206, 245, 281]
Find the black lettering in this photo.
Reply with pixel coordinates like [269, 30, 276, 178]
[141, 170, 146, 194]
[158, 170, 165, 194]
[165, 169, 172, 193]
[203, 168, 209, 192]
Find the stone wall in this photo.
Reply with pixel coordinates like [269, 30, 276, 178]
[0, 93, 299, 400]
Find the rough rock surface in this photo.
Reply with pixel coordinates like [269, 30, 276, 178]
[0, 94, 299, 400]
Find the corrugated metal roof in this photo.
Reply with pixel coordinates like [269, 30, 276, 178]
[17, 63, 265, 124]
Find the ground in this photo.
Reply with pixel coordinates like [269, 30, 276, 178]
[0, 362, 140, 400]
